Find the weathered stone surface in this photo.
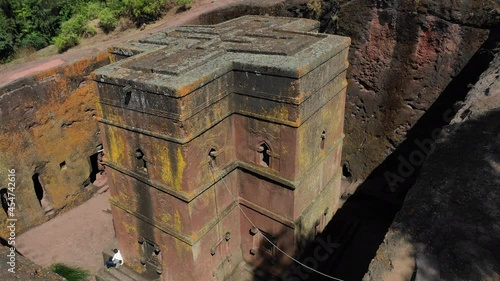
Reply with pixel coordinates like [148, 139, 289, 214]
[0, 52, 111, 238]
[94, 15, 349, 281]
[0, 246, 65, 281]
[332, 0, 496, 179]
[364, 54, 500, 281]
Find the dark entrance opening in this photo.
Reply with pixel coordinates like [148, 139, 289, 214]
[32, 173, 44, 206]
[0, 188, 8, 215]
[342, 162, 352, 178]
[89, 153, 100, 183]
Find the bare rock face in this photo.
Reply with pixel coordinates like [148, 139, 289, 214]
[0, 246, 66, 281]
[0, 54, 110, 237]
[364, 54, 500, 281]
[333, 0, 498, 179]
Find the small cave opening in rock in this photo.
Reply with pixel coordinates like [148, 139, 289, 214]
[342, 162, 352, 178]
[89, 153, 100, 183]
[0, 188, 8, 215]
[32, 173, 45, 206]
[32, 173, 53, 216]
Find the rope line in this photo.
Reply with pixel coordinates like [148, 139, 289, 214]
[208, 163, 344, 281]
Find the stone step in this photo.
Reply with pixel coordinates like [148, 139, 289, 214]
[95, 269, 121, 281]
[101, 250, 153, 281]
[107, 267, 137, 281]
[98, 185, 109, 194]
[119, 266, 153, 281]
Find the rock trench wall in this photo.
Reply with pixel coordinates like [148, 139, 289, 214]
[0, 53, 110, 238]
[334, 0, 497, 179]
[0, 0, 497, 240]
[364, 53, 500, 281]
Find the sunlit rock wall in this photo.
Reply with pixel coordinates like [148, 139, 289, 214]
[0, 53, 110, 238]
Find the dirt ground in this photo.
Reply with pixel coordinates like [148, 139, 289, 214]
[15, 186, 115, 276]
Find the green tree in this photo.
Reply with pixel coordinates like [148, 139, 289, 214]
[0, 12, 16, 62]
[98, 7, 119, 33]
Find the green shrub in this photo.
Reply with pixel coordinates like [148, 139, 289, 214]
[307, 0, 322, 20]
[0, 13, 16, 61]
[176, 0, 192, 6]
[20, 32, 49, 49]
[105, 0, 126, 15]
[53, 32, 80, 52]
[175, 0, 192, 11]
[60, 14, 87, 36]
[123, 0, 169, 24]
[50, 263, 90, 281]
[98, 8, 119, 33]
[81, 2, 104, 20]
[83, 24, 98, 37]
[53, 14, 87, 52]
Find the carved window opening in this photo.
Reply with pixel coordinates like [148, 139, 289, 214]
[123, 85, 133, 105]
[250, 227, 277, 259]
[208, 148, 217, 167]
[124, 92, 132, 105]
[258, 143, 271, 167]
[321, 130, 326, 150]
[139, 238, 161, 273]
[260, 230, 276, 255]
[0, 188, 8, 215]
[135, 149, 147, 173]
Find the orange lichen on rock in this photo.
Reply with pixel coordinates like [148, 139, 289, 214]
[0, 51, 111, 239]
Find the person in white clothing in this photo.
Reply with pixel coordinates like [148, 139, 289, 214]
[106, 249, 123, 269]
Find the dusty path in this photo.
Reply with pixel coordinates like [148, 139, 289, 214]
[0, 0, 252, 87]
[15, 190, 115, 275]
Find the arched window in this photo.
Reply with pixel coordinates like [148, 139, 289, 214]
[321, 130, 326, 150]
[257, 143, 271, 167]
[135, 149, 147, 173]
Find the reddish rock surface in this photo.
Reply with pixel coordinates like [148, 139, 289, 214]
[0, 52, 110, 238]
[364, 54, 500, 281]
[334, 0, 498, 179]
[0, 246, 65, 281]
